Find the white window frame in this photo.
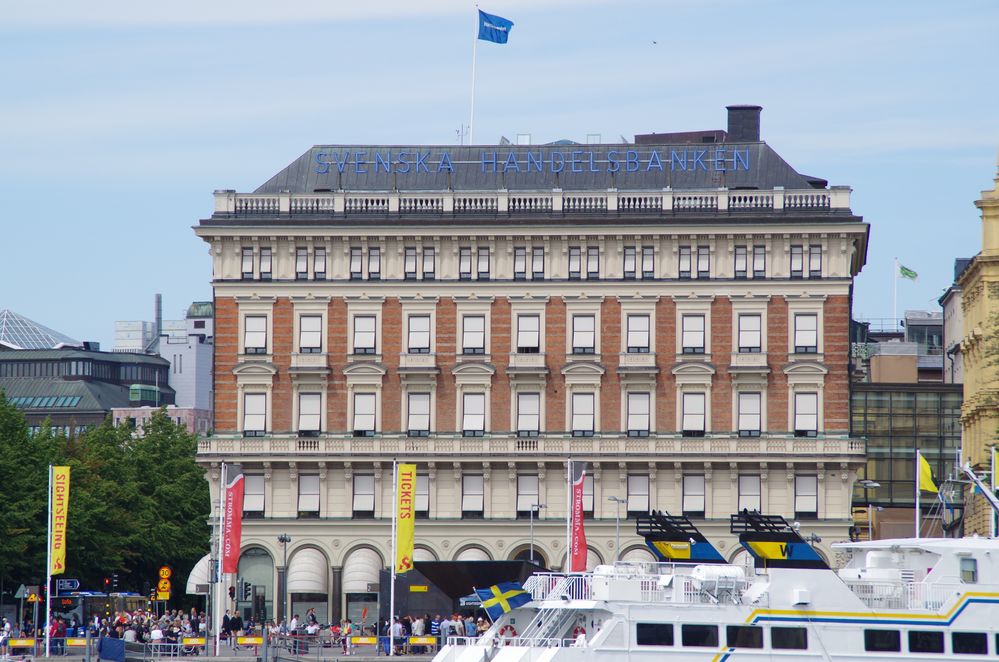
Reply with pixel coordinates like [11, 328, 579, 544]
[462, 315, 486, 354]
[586, 246, 600, 278]
[422, 246, 436, 279]
[513, 247, 527, 279]
[571, 392, 595, 436]
[794, 392, 818, 436]
[809, 245, 822, 277]
[407, 315, 431, 354]
[583, 474, 594, 513]
[404, 247, 418, 278]
[516, 314, 540, 353]
[243, 392, 266, 434]
[459, 247, 473, 279]
[295, 247, 308, 278]
[407, 392, 431, 435]
[572, 314, 596, 354]
[462, 392, 486, 435]
[353, 315, 377, 355]
[352, 392, 377, 435]
[299, 314, 323, 353]
[794, 475, 818, 518]
[415, 474, 430, 516]
[517, 392, 541, 435]
[681, 392, 705, 435]
[243, 474, 265, 514]
[568, 246, 582, 278]
[258, 247, 272, 278]
[641, 246, 655, 278]
[298, 474, 320, 514]
[752, 245, 766, 277]
[696, 246, 710, 278]
[353, 474, 375, 515]
[532, 246, 545, 279]
[738, 475, 761, 512]
[794, 313, 818, 353]
[314, 247, 326, 278]
[243, 315, 268, 354]
[477, 247, 490, 279]
[790, 245, 804, 277]
[241, 247, 254, 277]
[734, 245, 748, 277]
[681, 314, 705, 354]
[297, 392, 322, 433]
[737, 391, 761, 436]
[682, 475, 706, 515]
[623, 246, 637, 278]
[349, 247, 363, 278]
[738, 314, 762, 353]
[627, 314, 651, 353]
[367, 246, 381, 279]
[627, 474, 649, 514]
[516, 475, 540, 514]
[627, 391, 651, 436]
[678, 246, 692, 277]
[461, 474, 484, 516]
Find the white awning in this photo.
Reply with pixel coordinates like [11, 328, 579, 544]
[620, 547, 655, 563]
[454, 546, 491, 561]
[186, 554, 211, 595]
[413, 547, 436, 562]
[342, 548, 383, 593]
[288, 548, 329, 594]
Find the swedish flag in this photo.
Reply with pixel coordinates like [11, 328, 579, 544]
[475, 582, 531, 621]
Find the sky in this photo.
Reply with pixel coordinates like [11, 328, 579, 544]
[1, 0, 997, 347]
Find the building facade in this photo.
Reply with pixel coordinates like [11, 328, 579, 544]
[959, 152, 999, 535]
[0, 346, 174, 434]
[194, 106, 869, 623]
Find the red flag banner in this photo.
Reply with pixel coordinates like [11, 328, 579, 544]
[569, 461, 588, 572]
[221, 469, 245, 573]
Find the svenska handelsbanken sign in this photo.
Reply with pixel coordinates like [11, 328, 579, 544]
[315, 147, 751, 176]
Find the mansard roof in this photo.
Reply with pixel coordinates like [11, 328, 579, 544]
[252, 142, 818, 194]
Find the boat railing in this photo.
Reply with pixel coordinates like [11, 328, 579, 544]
[445, 635, 579, 648]
[527, 573, 592, 600]
[529, 568, 761, 605]
[844, 580, 963, 611]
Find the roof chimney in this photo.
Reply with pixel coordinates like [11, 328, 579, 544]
[726, 105, 762, 142]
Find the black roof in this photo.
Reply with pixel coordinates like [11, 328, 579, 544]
[252, 142, 818, 194]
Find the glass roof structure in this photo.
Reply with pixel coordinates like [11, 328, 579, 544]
[0, 309, 81, 350]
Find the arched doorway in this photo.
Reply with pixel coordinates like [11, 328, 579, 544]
[342, 547, 383, 627]
[238, 547, 274, 622]
[512, 546, 548, 568]
[453, 545, 492, 561]
[559, 547, 603, 571]
[288, 547, 330, 623]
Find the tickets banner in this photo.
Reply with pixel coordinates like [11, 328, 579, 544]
[395, 464, 416, 574]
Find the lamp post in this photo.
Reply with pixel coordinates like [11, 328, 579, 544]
[529, 504, 545, 563]
[858, 480, 881, 541]
[277, 533, 291, 623]
[607, 496, 626, 563]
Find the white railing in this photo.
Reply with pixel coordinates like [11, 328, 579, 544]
[844, 581, 962, 611]
[198, 434, 864, 457]
[215, 187, 851, 216]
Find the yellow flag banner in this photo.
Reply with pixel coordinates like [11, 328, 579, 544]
[918, 453, 938, 494]
[395, 464, 416, 574]
[51, 466, 71, 575]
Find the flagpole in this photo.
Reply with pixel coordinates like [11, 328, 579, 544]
[45, 464, 52, 658]
[215, 462, 227, 656]
[565, 459, 572, 570]
[915, 450, 921, 539]
[893, 257, 899, 332]
[389, 460, 397, 657]
[469, 6, 479, 145]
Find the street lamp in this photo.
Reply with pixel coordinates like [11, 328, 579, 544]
[858, 480, 881, 541]
[607, 496, 626, 563]
[277, 533, 291, 623]
[529, 504, 545, 563]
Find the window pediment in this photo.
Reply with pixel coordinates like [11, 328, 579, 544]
[561, 361, 606, 377]
[342, 361, 388, 377]
[232, 361, 278, 376]
[671, 361, 716, 377]
[782, 361, 828, 376]
[452, 362, 496, 377]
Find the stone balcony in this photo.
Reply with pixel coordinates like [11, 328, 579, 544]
[198, 432, 864, 460]
[290, 352, 330, 374]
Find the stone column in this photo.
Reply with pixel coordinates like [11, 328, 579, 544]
[276, 566, 287, 623]
[330, 566, 343, 624]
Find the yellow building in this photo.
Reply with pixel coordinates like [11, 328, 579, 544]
[959, 149, 999, 535]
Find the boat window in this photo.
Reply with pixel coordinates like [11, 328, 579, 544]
[959, 558, 977, 583]
[726, 625, 763, 649]
[864, 630, 901, 652]
[635, 623, 673, 646]
[952, 632, 987, 655]
[681, 624, 718, 648]
[771, 626, 808, 650]
[908, 630, 944, 654]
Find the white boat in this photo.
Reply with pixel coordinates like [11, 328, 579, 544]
[433, 508, 999, 661]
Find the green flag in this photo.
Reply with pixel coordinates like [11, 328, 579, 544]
[898, 264, 918, 281]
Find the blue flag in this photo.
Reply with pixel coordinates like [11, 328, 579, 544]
[474, 582, 531, 621]
[478, 10, 514, 44]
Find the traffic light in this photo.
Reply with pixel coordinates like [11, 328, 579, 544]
[112, 573, 119, 591]
[242, 582, 253, 601]
[228, 585, 236, 600]
[103, 577, 111, 592]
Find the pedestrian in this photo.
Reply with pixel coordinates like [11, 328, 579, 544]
[341, 619, 353, 655]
